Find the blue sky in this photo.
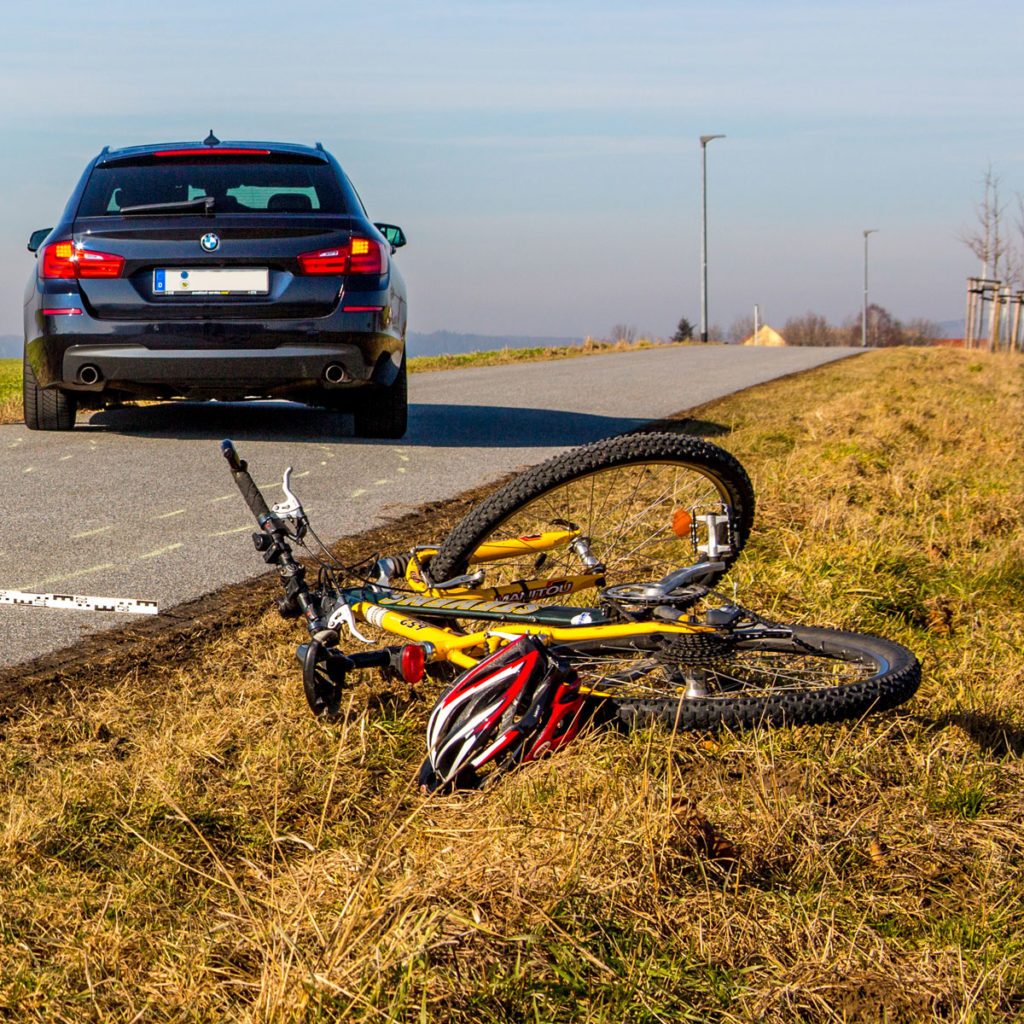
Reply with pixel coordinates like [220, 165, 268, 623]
[3, 0, 1022, 339]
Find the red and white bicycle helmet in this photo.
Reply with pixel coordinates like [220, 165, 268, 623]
[418, 635, 587, 792]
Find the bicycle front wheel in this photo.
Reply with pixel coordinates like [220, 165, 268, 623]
[428, 432, 755, 603]
[557, 625, 921, 731]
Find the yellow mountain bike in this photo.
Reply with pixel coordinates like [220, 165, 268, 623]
[223, 434, 920, 737]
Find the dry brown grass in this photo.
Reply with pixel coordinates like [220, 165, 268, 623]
[2, 348, 1024, 1021]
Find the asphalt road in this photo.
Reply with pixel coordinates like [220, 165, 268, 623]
[0, 345, 856, 667]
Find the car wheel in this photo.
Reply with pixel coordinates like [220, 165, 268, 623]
[23, 352, 77, 431]
[351, 355, 408, 439]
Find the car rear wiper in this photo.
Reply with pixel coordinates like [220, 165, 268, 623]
[118, 196, 215, 216]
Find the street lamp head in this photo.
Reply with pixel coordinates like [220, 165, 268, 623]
[700, 134, 726, 146]
[864, 228, 879, 237]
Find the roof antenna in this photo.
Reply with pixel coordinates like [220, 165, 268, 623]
[203, 130, 220, 147]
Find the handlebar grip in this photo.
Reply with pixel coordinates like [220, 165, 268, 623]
[221, 439, 242, 472]
[222, 439, 272, 522]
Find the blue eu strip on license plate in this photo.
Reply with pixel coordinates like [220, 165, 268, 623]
[154, 269, 165, 293]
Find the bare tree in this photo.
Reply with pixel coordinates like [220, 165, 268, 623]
[1009, 193, 1024, 288]
[727, 315, 755, 344]
[782, 311, 833, 346]
[903, 317, 942, 346]
[845, 304, 904, 347]
[610, 324, 637, 345]
[961, 164, 1010, 281]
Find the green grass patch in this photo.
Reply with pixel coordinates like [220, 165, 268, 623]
[0, 358, 18, 424]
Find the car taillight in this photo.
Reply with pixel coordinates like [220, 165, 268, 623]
[349, 238, 384, 274]
[297, 238, 386, 276]
[152, 148, 272, 157]
[297, 247, 348, 275]
[40, 241, 124, 280]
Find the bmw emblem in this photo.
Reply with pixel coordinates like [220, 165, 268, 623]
[200, 232, 220, 252]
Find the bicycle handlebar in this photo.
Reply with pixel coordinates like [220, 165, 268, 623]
[221, 439, 272, 522]
[222, 440, 336, 644]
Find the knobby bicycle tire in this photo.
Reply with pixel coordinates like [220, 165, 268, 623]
[556, 625, 921, 731]
[428, 432, 755, 602]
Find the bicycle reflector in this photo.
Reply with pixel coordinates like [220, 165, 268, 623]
[400, 644, 426, 684]
[672, 509, 693, 538]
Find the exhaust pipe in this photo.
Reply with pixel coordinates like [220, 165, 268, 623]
[79, 364, 103, 385]
[323, 363, 348, 384]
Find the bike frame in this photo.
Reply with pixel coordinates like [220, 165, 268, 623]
[324, 522, 713, 674]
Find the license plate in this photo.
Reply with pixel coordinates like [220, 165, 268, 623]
[153, 268, 269, 295]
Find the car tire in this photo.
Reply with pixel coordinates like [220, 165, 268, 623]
[23, 352, 77, 431]
[351, 355, 408, 439]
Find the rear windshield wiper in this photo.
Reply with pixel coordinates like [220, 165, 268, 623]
[118, 196, 215, 216]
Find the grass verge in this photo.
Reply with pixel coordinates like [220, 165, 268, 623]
[2, 348, 1024, 1021]
[0, 358, 19, 424]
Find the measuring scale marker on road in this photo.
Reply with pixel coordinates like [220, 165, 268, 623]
[1, 589, 158, 615]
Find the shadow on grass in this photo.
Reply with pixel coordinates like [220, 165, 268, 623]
[934, 710, 1024, 758]
[628, 417, 732, 438]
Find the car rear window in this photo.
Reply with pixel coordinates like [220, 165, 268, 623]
[77, 155, 352, 216]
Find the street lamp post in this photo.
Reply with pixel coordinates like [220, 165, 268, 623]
[700, 134, 725, 344]
[861, 229, 878, 348]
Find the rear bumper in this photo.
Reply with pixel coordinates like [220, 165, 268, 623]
[25, 314, 404, 400]
[62, 342, 376, 394]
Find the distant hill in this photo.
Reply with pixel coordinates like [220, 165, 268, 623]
[0, 335, 20, 359]
[407, 330, 584, 357]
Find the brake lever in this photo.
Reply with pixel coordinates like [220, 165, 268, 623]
[270, 466, 308, 538]
[327, 600, 371, 644]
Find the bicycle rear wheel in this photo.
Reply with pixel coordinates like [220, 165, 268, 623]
[557, 625, 921, 731]
[428, 433, 755, 604]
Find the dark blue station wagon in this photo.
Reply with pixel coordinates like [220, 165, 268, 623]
[24, 136, 408, 436]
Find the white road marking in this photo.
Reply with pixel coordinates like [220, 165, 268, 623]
[209, 525, 252, 537]
[139, 543, 184, 560]
[154, 509, 186, 519]
[71, 525, 113, 539]
[23, 563, 116, 590]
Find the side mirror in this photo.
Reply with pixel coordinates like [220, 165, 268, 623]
[28, 228, 53, 253]
[374, 223, 407, 250]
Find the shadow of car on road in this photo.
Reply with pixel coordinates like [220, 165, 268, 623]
[80, 401, 691, 447]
